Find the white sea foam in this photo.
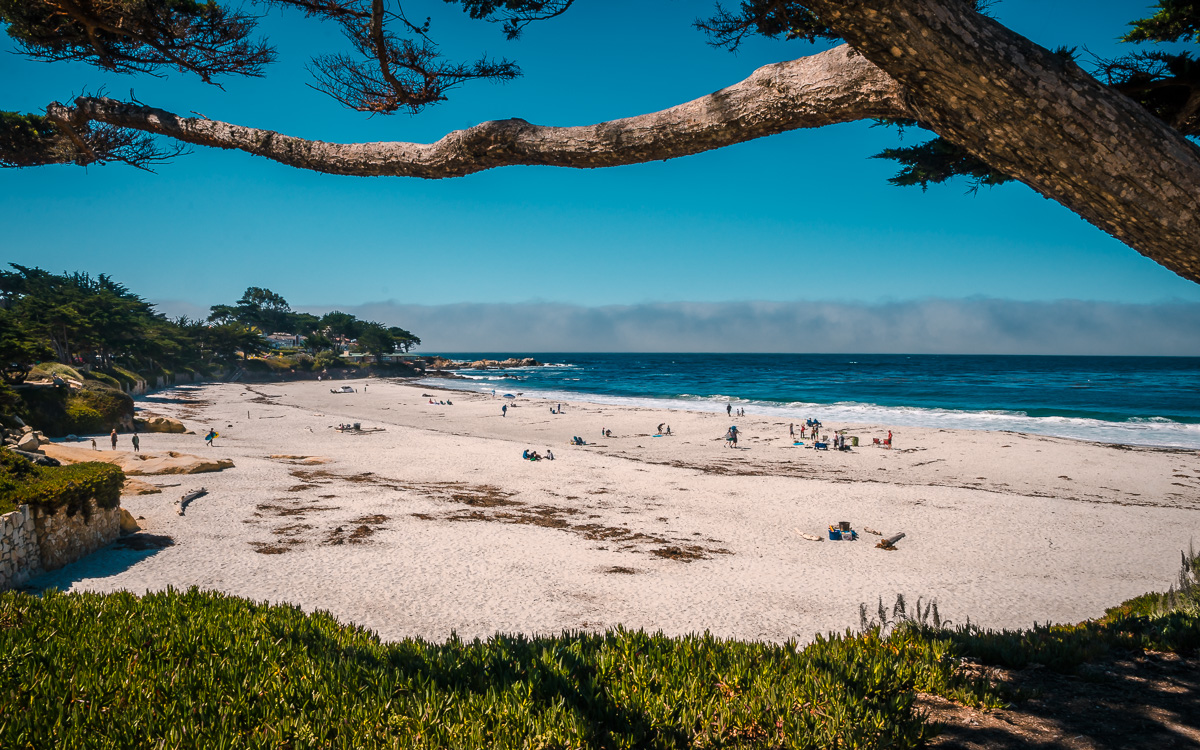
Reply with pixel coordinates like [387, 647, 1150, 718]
[423, 376, 1200, 449]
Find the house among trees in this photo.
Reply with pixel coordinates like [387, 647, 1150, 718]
[264, 333, 306, 349]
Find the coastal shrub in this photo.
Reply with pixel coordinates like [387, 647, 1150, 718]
[0, 450, 122, 517]
[27, 362, 85, 382]
[243, 356, 294, 374]
[63, 401, 106, 433]
[1104, 545, 1200, 618]
[314, 350, 343, 368]
[0, 381, 25, 427]
[0, 586, 1013, 750]
[83, 370, 123, 389]
[105, 366, 143, 391]
[66, 382, 133, 434]
[910, 612, 1200, 673]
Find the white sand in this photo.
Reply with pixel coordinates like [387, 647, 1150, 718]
[31, 378, 1200, 643]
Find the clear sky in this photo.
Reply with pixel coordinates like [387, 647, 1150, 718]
[3, 1, 1200, 348]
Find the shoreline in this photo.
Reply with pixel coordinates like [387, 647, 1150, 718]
[27, 378, 1200, 644]
[418, 374, 1200, 452]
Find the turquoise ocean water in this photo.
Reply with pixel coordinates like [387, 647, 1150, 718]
[420, 354, 1200, 449]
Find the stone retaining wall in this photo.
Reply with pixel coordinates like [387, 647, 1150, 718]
[0, 506, 41, 590]
[0, 501, 121, 590]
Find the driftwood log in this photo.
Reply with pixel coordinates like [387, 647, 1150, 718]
[177, 487, 207, 516]
[876, 532, 907, 550]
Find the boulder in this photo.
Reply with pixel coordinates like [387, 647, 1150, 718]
[5, 447, 60, 466]
[134, 415, 188, 434]
[15, 433, 41, 452]
[122, 478, 163, 495]
[119, 508, 141, 535]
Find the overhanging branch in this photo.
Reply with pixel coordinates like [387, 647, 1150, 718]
[47, 45, 910, 177]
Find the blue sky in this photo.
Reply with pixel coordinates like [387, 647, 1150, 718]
[3, 1, 1200, 349]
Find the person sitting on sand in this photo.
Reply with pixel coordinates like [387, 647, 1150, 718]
[605, 429, 613, 438]
[529, 450, 542, 461]
[546, 449, 554, 460]
[522, 449, 530, 460]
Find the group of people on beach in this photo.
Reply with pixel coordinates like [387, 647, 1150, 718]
[522, 448, 554, 461]
[656, 423, 673, 435]
[726, 403, 746, 418]
[105, 428, 140, 452]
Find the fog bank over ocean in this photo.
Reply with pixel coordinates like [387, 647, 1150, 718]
[148, 297, 1200, 355]
[305, 299, 1199, 355]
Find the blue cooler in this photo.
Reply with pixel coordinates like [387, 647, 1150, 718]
[828, 529, 842, 541]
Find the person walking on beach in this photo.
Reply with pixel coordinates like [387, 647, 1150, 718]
[131, 433, 140, 453]
[789, 423, 795, 439]
[726, 403, 732, 417]
[204, 428, 217, 447]
[91, 438, 97, 451]
[110, 428, 118, 450]
[502, 404, 508, 417]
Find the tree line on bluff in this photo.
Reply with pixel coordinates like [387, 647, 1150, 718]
[0, 264, 421, 386]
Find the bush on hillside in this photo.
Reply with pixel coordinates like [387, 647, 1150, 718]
[83, 370, 123, 389]
[27, 362, 85, 382]
[314, 351, 343, 369]
[15, 380, 133, 437]
[68, 382, 133, 432]
[63, 402, 106, 433]
[0, 450, 123, 516]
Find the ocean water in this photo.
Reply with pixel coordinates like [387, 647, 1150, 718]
[421, 354, 1200, 449]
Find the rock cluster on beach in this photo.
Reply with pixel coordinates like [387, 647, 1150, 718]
[423, 356, 541, 370]
[465, 357, 541, 369]
[3, 425, 49, 452]
[133, 414, 190, 434]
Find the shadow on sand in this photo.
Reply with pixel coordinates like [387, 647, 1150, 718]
[924, 653, 1200, 748]
[22, 533, 175, 593]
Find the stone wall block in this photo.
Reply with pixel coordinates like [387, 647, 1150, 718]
[1, 501, 119, 590]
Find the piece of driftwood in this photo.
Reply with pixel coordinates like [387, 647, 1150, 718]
[876, 532, 906, 550]
[177, 487, 207, 516]
[864, 527, 883, 536]
[795, 528, 824, 542]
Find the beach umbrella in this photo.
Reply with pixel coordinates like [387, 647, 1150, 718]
[502, 393, 516, 399]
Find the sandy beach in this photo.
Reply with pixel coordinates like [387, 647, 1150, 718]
[30, 378, 1200, 643]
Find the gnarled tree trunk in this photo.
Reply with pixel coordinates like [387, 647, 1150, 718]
[808, 0, 1200, 282]
[42, 0, 1200, 283]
